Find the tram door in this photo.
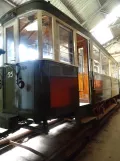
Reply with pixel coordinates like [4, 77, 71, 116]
[76, 34, 90, 106]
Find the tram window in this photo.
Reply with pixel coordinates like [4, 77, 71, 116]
[101, 52, 109, 76]
[6, 26, 15, 63]
[58, 25, 74, 64]
[93, 45, 100, 73]
[19, 13, 38, 62]
[110, 61, 118, 78]
[42, 15, 53, 59]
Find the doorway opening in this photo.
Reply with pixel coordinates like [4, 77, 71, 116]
[76, 34, 90, 106]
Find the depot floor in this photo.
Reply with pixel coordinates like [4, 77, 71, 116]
[1, 108, 120, 161]
[74, 108, 120, 161]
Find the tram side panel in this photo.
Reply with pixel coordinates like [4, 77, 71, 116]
[102, 75, 112, 100]
[50, 62, 79, 116]
[0, 66, 18, 129]
[3, 66, 18, 114]
[17, 60, 79, 122]
[111, 77, 119, 97]
[17, 61, 35, 119]
[34, 60, 79, 122]
[93, 72, 112, 103]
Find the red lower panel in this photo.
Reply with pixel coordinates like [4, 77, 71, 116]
[50, 77, 77, 108]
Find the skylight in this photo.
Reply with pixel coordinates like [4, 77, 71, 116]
[91, 4, 120, 44]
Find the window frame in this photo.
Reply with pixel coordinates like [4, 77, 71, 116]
[75, 30, 90, 67]
[18, 10, 40, 62]
[42, 11, 54, 60]
[3, 20, 17, 64]
[92, 44, 101, 74]
[101, 51, 109, 76]
[57, 23, 74, 64]
[55, 16, 78, 66]
[17, 10, 78, 65]
[110, 59, 119, 78]
[18, 10, 55, 62]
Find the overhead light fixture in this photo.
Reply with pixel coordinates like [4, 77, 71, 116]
[91, 18, 113, 44]
[91, 4, 120, 44]
[105, 4, 120, 26]
[91, 24, 113, 44]
[25, 21, 38, 31]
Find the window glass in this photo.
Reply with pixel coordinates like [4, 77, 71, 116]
[19, 13, 38, 62]
[78, 48, 84, 73]
[101, 52, 109, 75]
[93, 45, 100, 73]
[111, 61, 118, 78]
[59, 25, 74, 64]
[6, 26, 15, 63]
[42, 15, 53, 59]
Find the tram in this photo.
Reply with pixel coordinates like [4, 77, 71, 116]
[0, 0, 119, 129]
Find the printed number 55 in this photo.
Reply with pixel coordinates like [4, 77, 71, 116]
[8, 71, 13, 78]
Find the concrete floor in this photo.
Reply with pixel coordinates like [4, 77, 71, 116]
[1, 109, 120, 161]
[0, 122, 77, 161]
[74, 109, 120, 161]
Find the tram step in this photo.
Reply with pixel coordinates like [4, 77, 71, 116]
[80, 116, 97, 123]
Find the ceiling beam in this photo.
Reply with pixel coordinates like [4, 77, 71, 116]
[60, 0, 83, 24]
[81, 0, 113, 26]
[4, 0, 17, 7]
[96, 0, 101, 7]
[100, 10, 109, 15]
[111, 52, 120, 56]
[104, 36, 120, 48]
[109, 21, 120, 28]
